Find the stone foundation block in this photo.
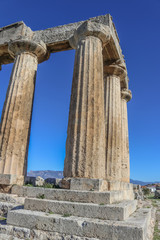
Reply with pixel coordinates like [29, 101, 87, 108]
[0, 193, 24, 204]
[12, 186, 134, 204]
[0, 174, 17, 185]
[0, 223, 99, 240]
[7, 208, 151, 240]
[65, 178, 133, 191]
[70, 178, 107, 191]
[0, 201, 22, 216]
[24, 198, 137, 221]
[0, 174, 24, 186]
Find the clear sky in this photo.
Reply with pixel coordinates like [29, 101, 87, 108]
[0, 0, 160, 182]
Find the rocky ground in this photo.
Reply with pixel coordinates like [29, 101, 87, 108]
[139, 194, 160, 240]
[0, 191, 159, 240]
[150, 197, 160, 239]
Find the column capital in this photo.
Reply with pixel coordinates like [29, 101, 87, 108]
[69, 21, 111, 49]
[121, 88, 132, 102]
[104, 59, 127, 81]
[8, 39, 49, 63]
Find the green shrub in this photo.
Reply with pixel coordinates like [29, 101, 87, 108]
[43, 183, 54, 188]
[24, 183, 34, 187]
[62, 213, 71, 217]
[142, 188, 150, 195]
[37, 194, 45, 199]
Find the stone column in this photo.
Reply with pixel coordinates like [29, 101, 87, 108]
[0, 40, 46, 185]
[64, 21, 110, 179]
[104, 61, 127, 181]
[121, 88, 132, 182]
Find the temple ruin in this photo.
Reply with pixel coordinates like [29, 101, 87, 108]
[0, 14, 153, 240]
[0, 14, 131, 188]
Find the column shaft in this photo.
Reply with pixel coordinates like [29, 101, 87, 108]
[121, 99, 129, 182]
[64, 36, 106, 179]
[105, 75, 121, 181]
[0, 52, 37, 177]
[121, 89, 132, 182]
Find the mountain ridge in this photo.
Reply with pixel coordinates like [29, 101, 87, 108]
[27, 170, 159, 186]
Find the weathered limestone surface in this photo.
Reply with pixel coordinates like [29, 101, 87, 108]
[24, 197, 137, 221]
[0, 15, 125, 67]
[0, 187, 153, 240]
[7, 208, 151, 240]
[64, 22, 110, 179]
[68, 178, 134, 192]
[121, 88, 132, 182]
[11, 185, 134, 204]
[69, 178, 108, 191]
[0, 40, 46, 184]
[0, 226, 99, 240]
[104, 60, 127, 181]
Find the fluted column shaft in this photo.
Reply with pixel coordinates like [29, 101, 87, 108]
[104, 60, 127, 181]
[64, 21, 110, 179]
[121, 89, 132, 182]
[105, 75, 122, 181]
[0, 53, 37, 177]
[64, 36, 106, 179]
[0, 40, 46, 182]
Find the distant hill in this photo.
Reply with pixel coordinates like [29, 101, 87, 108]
[130, 179, 153, 186]
[27, 170, 63, 179]
[27, 170, 158, 185]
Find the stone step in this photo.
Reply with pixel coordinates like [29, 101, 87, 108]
[0, 201, 23, 216]
[0, 224, 30, 239]
[0, 234, 12, 240]
[7, 208, 151, 240]
[0, 223, 99, 240]
[24, 198, 137, 221]
[12, 185, 134, 204]
[0, 193, 25, 204]
[0, 233, 24, 240]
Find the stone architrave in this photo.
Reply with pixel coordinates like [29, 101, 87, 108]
[104, 60, 127, 181]
[63, 21, 110, 179]
[121, 88, 132, 182]
[0, 40, 47, 185]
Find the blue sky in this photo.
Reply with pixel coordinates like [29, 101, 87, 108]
[0, 0, 160, 181]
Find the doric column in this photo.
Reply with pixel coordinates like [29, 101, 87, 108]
[64, 21, 110, 179]
[104, 60, 127, 181]
[121, 88, 132, 182]
[0, 40, 47, 184]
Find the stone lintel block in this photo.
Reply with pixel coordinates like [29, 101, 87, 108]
[0, 14, 126, 69]
[11, 185, 134, 204]
[0, 174, 24, 186]
[7, 208, 151, 240]
[24, 198, 137, 221]
[0, 14, 112, 48]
